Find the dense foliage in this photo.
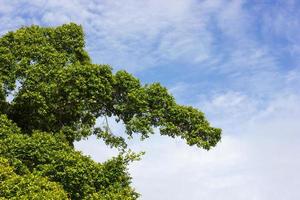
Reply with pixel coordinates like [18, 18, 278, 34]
[0, 23, 221, 199]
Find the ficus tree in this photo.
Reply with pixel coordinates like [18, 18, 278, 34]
[0, 23, 221, 199]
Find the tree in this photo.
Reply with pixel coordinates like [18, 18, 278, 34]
[0, 23, 221, 199]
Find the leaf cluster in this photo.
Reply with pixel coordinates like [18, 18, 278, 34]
[0, 23, 221, 149]
[0, 23, 221, 199]
[0, 114, 138, 199]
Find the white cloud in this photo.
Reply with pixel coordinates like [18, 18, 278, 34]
[75, 91, 300, 200]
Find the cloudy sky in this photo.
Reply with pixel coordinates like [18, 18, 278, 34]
[1, 0, 300, 199]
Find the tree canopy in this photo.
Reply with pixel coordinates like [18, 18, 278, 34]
[0, 23, 221, 199]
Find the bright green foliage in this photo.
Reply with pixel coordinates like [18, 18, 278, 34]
[0, 157, 68, 199]
[0, 114, 21, 138]
[0, 115, 138, 199]
[0, 23, 221, 199]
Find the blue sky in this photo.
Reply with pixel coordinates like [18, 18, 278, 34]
[1, 0, 300, 199]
